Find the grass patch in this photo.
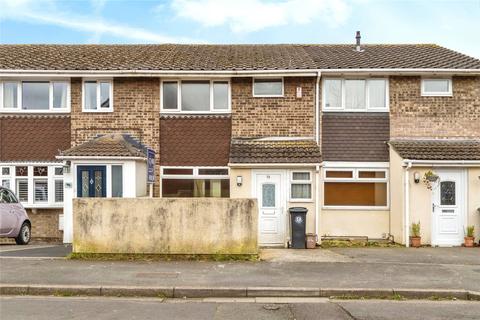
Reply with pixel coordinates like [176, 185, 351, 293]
[331, 294, 406, 301]
[320, 239, 403, 248]
[68, 252, 259, 262]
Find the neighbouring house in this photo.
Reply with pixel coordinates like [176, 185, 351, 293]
[0, 37, 479, 247]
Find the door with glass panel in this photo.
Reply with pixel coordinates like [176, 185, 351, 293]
[432, 169, 465, 246]
[77, 166, 106, 198]
[255, 173, 285, 246]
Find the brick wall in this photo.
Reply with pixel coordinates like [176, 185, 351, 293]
[27, 208, 63, 241]
[231, 77, 316, 138]
[390, 76, 480, 139]
[70, 77, 161, 194]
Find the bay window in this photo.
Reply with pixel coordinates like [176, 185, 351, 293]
[161, 167, 229, 198]
[323, 78, 388, 111]
[0, 80, 70, 112]
[161, 80, 230, 113]
[82, 80, 113, 112]
[323, 168, 389, 208]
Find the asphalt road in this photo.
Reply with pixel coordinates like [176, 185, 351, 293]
[1, 296, 479, 320]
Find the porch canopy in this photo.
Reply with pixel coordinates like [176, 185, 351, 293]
[389, 139, 480, 161]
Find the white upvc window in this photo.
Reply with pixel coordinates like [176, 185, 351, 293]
[0, 164, 64, 208]
[160, 79, 231, 113]
[82, 79, 113, 112]
[289, 171, 312, 202]
[0, 80, 70, 113]
[323, 166, 389, 210]
[323, 78, 389, 112]
[421, 78, 452, 96]
[252, 77, 284, 97]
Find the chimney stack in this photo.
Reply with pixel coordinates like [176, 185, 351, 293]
[355, 31, 362, 52]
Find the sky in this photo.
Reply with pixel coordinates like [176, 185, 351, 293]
[0, 0, 479, 58]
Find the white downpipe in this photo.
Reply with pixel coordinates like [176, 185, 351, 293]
[404, 161, 412, 247]
[315, 71, 321, 144]
[315, 165, 321, 243]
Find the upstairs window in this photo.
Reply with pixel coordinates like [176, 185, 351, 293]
[82, 80, 113, 112]
[0, 80, 70, 112]
[323, 78, 388, 112]
[421, 79, 452, 96]
[161, 80, 230, 113]
[253, 78, 283, 97]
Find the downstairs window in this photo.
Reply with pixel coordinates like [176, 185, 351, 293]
[161, 167, 229, 198]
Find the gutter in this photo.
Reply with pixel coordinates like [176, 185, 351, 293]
[402, 159, 480, 167]
[56, 156, 147, 161]
[228, 163, 321, 168]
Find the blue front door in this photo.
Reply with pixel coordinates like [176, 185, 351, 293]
[77, 166, 107, 198]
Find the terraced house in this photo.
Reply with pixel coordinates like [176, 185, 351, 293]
[0, 40, 479, 247]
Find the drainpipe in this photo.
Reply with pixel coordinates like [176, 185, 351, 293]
[315, 71, 321, 144]
[315, 71, 321, 243]
[315, 164, 320, 243]
[404, 161, 412, 247]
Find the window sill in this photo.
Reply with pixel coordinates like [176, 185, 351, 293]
[160, 110, 231, 115]
[252, 95, 284, 98]
[0, 109, 70, 114]
[289, 199, 314, 203]
[81, 109, 114, 113]
[420, 93, 452, 97]
[322, 109, 389, 113]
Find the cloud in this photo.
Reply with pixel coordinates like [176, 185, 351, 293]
[0, 0, 202, 43]
[170, 0, 351, 33]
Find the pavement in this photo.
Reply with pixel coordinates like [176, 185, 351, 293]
[1, 296, 480, 320]
[0, 245, 479, 300]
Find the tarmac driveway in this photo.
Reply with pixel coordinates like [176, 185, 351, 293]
[0, 244, 72, 258]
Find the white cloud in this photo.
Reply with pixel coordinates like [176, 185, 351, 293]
[0, 0, 202, 43]
[170, 0, 351, 33]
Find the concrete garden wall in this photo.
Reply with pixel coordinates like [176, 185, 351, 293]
[73, 198, 258, 254]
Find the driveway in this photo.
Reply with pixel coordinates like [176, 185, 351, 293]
[0, 244, 72, 258]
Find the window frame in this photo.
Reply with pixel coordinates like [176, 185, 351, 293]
[421, 78, 452, 97]
[323, 167, 389, 210]
[289, 170, 313, 202]
[252, 77, 284, 97]
[322, 78, 389, 112]
[0, 163, 64, 208]
[0, 79, 71, 113]
[160, 79, 231, 114]
[81, 79, 114, 112]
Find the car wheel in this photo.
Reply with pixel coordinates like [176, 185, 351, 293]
[15, 222, 31, 245]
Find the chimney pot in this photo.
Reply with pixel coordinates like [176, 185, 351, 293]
[355, 31, 362, 52]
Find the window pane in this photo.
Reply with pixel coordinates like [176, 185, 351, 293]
[213, 82, 228, 110]
[16, 179, 28, 202]
[163, 82, 178, 110]
[52, 82, 68, 109]
[262, 183, 276, 207]
[34, 180, 48, 202]
[15, 166, 28, 176]
[55, 180, 64, 202]
[162, 179, 229, 197]
[81, 171, 89, 197]
[324, 182, 387, 206]
[254, 79, 282, 96]
[291, 184, 311, 199]
[33, 166, 48, 176]
[1, 167, 10, 175]
[358, 171, 386, 179]
[324, 79, 342, 109]
[440, 181, 455, 206]
[3, 82, 18, 108]
[181, 81, 210, 111]
[54, 167, 64, 175]
[94, 170, 103, 197]
[198, 168, 229, 175]
[163, 168, 193, 175]
[100, 82, 110, 109]
[22, 82, 49, 110]
[111, 165, 123, 198]
[368, 80, 386, 109]
[424, 79, 449, 93]
[325, 170, 353, 178]
[84, 81, 97, 110]
[1, 179, 10, 189]
[345, 80, 366, 110]
[292, 172, 310, 181]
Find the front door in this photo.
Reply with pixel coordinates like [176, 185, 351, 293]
[77, 166, 106, 198]
[255, 173, 285, 246]
[432, 169, 466, 246]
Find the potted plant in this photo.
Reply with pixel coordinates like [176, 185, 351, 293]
[464, 226, 475, 247]
[422, 170, 439, 190]
[410, 221, 421, 248]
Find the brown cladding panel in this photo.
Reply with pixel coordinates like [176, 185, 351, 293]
[160, 116, 231, 166]
[0, 116, 71, 161]
[322, 113, 390, 162]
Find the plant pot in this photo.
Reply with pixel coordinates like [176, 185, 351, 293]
[410, 236, 421, 248]
[464, 237, 475, 247]
[426, 175, 439, 182]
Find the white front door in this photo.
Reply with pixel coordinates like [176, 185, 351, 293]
[432, 169, 466, 246]
[254, 172, 285, 246]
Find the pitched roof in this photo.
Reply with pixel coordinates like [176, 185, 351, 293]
[59, 134, 147, 158]
[1, 44, 479, 71]
[230, 139, 322, 164]
[389, 139, 480, 161]
[0, 115, 71, 162]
